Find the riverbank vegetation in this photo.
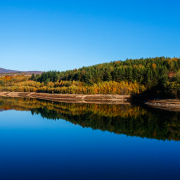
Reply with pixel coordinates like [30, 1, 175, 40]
[1, 57, 180, 97]
[0, 79, 145, 95]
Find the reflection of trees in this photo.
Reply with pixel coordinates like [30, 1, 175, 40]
[1, 97, 180, 141]
[31, 107, 180, 141]
[0, 97, 146, 117]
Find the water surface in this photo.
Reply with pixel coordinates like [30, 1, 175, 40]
[0, 97, 180, 180]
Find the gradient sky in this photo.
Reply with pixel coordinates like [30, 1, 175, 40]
[0, 0, 180, 71]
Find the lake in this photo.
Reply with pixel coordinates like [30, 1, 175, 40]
[0, 97, 180, 180]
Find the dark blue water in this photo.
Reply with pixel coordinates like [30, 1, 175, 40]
[0, 109, 180, 180]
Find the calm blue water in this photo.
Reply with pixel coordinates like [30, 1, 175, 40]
[0, 109, 180, 180]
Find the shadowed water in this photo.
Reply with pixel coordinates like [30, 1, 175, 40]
[0, 97, 180, 180]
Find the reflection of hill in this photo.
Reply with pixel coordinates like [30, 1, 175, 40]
[0, 97, 145, 117]
[0, 97, 180, 141]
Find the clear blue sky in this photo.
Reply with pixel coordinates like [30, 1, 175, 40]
[0, 0, 180, 71]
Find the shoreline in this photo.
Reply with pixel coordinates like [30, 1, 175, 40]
[145, 99, 180, 111]
[0, 92, 180, 111]
[0, 92, 133, 104]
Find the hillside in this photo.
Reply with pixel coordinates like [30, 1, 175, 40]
[36, 56, 178, 85]
[1, 56, 180, 98]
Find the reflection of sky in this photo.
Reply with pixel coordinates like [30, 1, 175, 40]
[0, 110, 73, 129]
[0, 110, 180, 180]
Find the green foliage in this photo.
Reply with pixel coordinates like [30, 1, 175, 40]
[30, 73, 35, 80]
[2, 57, 180, 98]
[36, 57, 180, 88]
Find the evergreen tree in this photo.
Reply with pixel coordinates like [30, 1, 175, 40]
[31, 73, 35, 81]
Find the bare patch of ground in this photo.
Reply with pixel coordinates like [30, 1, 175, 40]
[0, 92, 132, 104]
[145, 99, 180, 111]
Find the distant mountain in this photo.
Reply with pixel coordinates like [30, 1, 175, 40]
[0, 68, 42, 74]
[0, 68, 17, 73]
[25, 71, 43, 74]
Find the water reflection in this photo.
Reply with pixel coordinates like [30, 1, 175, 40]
[0, 97, 180, 141]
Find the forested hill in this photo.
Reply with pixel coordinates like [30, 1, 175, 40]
[2, 57, 180, 98]
[30, 56, 180, 98]
[36, 57, 178, 85]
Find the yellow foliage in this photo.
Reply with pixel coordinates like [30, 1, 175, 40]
[152, 63, 157, 69]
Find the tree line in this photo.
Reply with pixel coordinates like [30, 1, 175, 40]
[33, 57, 179, 86]
[30, 56, 180, 97]
[2, 57, 180, 97]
